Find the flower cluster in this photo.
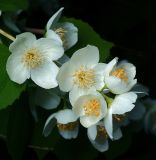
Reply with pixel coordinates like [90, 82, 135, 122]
[5, 8, 146, 152]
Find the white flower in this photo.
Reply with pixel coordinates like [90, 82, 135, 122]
[46, 7, 78, 50]
[6, 32, 64, 89]
[128, 100, 146, 121]
[29, 88, 61, 121]
[105, 58, 137, 94]
[87, 122, 122, 152]
[57, 45, 106, 105]
[73, 91, 107, 128]
[131, 83, 149, 98]
[43, 109, 79, 139]
[104, 92, 137, 138]
[144, 98, 156, 135]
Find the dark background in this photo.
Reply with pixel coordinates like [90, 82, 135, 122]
[1, 0, 156, 159]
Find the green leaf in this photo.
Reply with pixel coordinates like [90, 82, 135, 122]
[0, 0, 28, 11]
[0, 108, 10, 136]
[6, 95, 34, 160]
[0, 44, 26, 109]
[63, 18, 114, 62]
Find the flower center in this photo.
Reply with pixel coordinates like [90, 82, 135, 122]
[22, 48, 43, 69]
[84, 98, 101, 117]
[97, 125, 108, 139]
[111, 68, 128, 82]
[57, 122, 78, 131]
[73, 66, 95, 89]
[55, 27, 67, 43]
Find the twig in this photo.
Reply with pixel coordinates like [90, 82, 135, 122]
[24, 28, 44, 35]
[28, 145, 53, 151]
[0, 29, 15, 41]
[0, 134, 53, 151]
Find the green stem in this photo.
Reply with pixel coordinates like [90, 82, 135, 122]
[100, 92, 113, 108]
[99, 85, 108, 92]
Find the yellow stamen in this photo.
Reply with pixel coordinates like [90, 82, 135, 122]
[55, 27, 67, 43]
[97, 125, 108, 139]
[57, 122, 78, 131]
[113, 114, 126, 122]
[73, 66, 95, 89]
[111, 68, 128, 82]
[22, 48, 43, 68]
[84, 98, 101, 117]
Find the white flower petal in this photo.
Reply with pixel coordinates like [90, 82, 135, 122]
[113, 128, 122, 140]
[106, 76, 137, 94]
[73, 95, 86, 117]
[80, 115, 102, 128]
[46, 30, 62, 45]
[34, 38, 64, 61]
[35, 88, 61, 110]
[9, 32, 36, 54]
[70, 45, 99, 67]
[104, 109, 113, 139]
[43, 113, 57, 137]
[46, 7, 64, 30]
[31, 61, 59, 89]
[6, 53, 30, 84]
[132, 83, 149, 98]
[111, 92, 137, 115]
[87, 125, 97, 141]
[57, 61, 74, 92]
[58, 124, 79, 139]
[69, 86, 95, 106]
[128, 100, 146, 120]
[118, 61, 136, 81]
[93, 63, 106, 90]
[88, 135, 109, 152]
[144, 106, 156, 133]
[73, 92, 107, 128]
[105, 57, 118, 75]
[56, 22, 78, 50]
[93, 140, 109, 152]
[73, 92, 100, 117]
[105, 58, 137, 94]
[55, 109, 78, 124]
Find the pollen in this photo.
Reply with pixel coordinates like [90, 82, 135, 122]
[97, 125, 108, 139]
[57, 122, 78, 131]
[111, 68, 128, 82]
[84, 98, 101, 117]
[73, 66, 95, 89]
[22, 48, 43, 69]
[55, 27, 67, 43]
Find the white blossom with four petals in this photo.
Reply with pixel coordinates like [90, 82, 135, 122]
[57, 45, 106, 106]
[46, 7, 78, 50]
[105, 58, 137, 94]
[43, 109, 79, 139]
[87, 122, 122, 152]
[104, 92, 137, 139]
[6, 32, 64, 89]
[73, 91, 107, 128]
